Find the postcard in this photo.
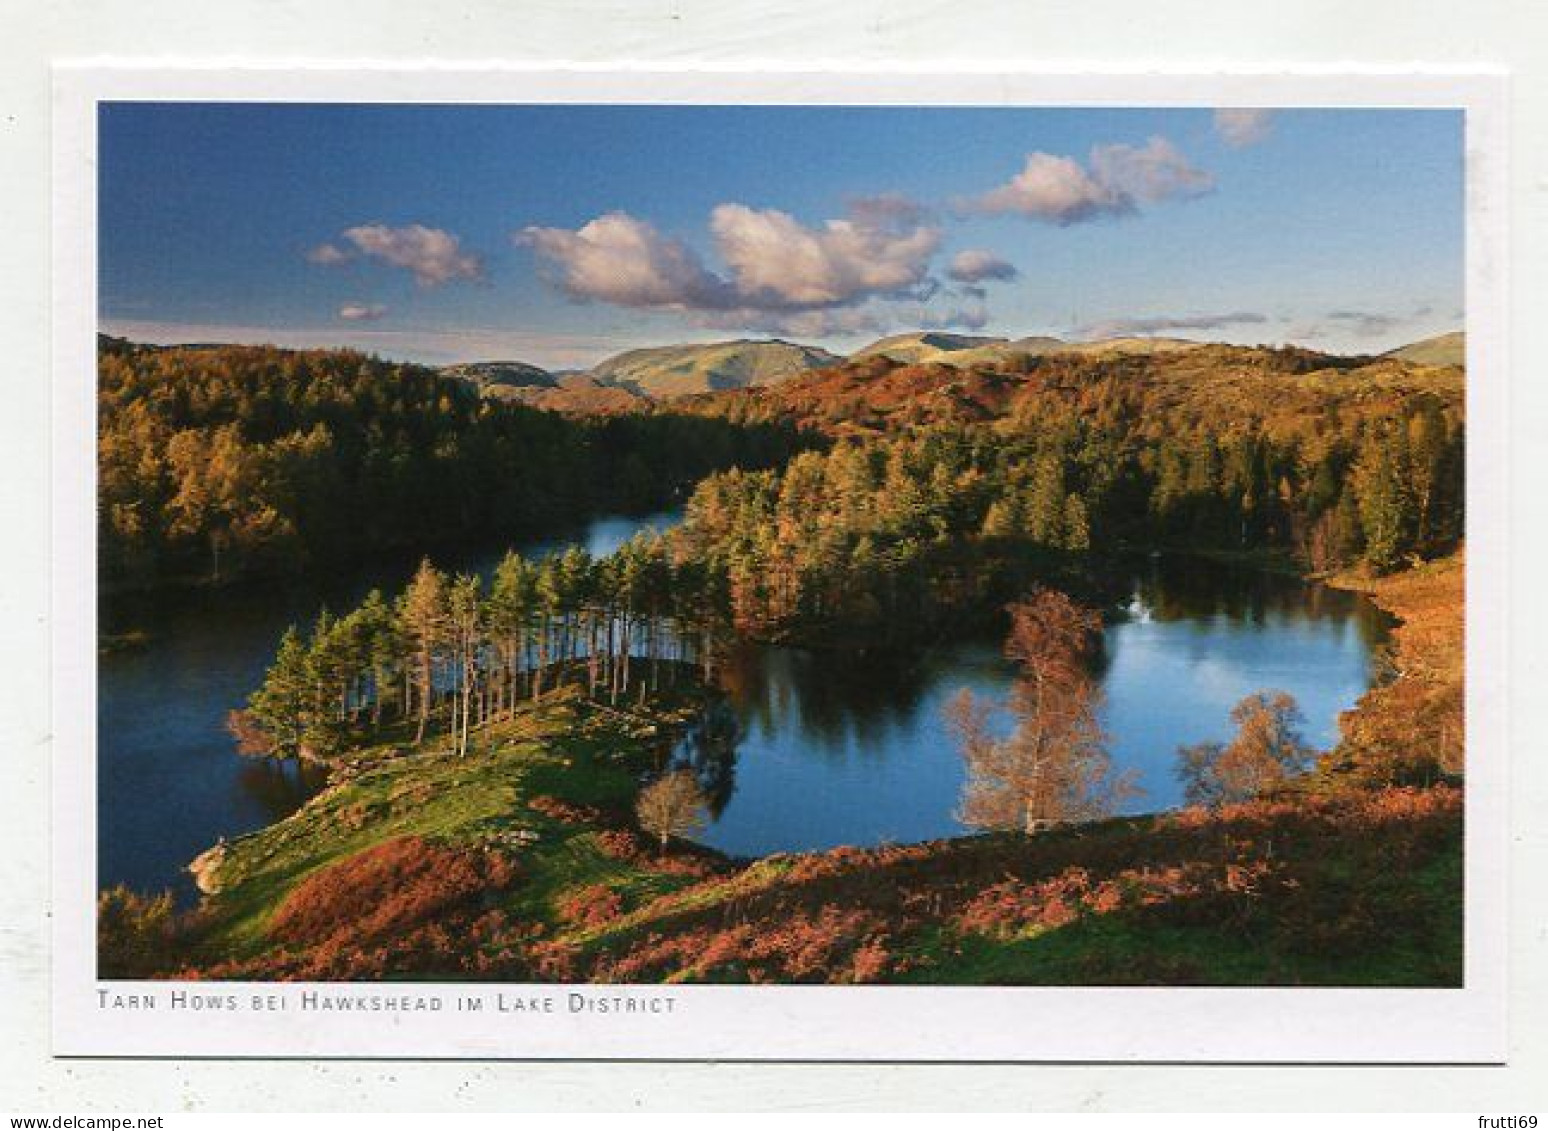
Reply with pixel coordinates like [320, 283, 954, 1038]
[51, 65, 1508, 1061]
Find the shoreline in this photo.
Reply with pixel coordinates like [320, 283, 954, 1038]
[98, 554, 1464, 986]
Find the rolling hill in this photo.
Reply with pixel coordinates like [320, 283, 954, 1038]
[851, 332, 1011, 365]
[851, 332, 1209, 369]
[681, 343, 1463, 440]
[1384, 331, 1465, 368]
[589, 339, 841, 398]
[1056, 336, 1205, 358]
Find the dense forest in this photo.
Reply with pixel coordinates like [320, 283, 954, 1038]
[230, 340, 1465, 759]
[672, 394, 1462, 643]
[98, 340, 811, 589]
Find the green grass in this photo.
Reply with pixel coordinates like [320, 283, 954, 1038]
[197, 685, 718, 961]
[187, 685, 1463, 987]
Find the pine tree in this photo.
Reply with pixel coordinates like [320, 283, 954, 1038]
[243, 626, 312, 757]
[1353, 428, 1416, 573]
[487, 552, 536, 716]
[1026, 451, 1066, 546]
[398, 559, 449, 744]
[447, 573, 483, 757]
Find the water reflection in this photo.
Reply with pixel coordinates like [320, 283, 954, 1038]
[689, 554, 1391, 860]
[97, 509, 682, 897]
[667, 700, 740, 818]
[235, 758, 331, 824]
[101, 532, 1390, 893]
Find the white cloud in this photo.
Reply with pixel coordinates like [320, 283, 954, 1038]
[1090, 137, 1215, 204]
[518, 212, 730, 311]
[969, 152, 1128, 224]
[709, 202, 941, 308]
[965, 136, 1213, 225]
[337, 303, 387, 322]
[315, 224, 484, 287]
[519, 199, 942, 324]
[1214, 109, 1275, 148]
[947, 249, 1018, 284]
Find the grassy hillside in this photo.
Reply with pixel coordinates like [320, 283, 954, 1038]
[590, 339, 841, 397]
[154, 698, 1460, 985]
[1383, 331, 1465, 368]
[851, 332, 1011, 365]
[1322, 553, 1465, 785]
[850, 333, 1210, 369]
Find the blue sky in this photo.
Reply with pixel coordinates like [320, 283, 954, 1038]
[99, 103, 1463, 368]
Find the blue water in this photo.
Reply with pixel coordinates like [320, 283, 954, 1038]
[100, 511, 1388, 892]
[97, 510, 680, 896]
[688, 559, 1389, 858]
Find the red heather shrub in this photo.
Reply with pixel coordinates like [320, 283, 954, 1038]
[589, 905, 891, 984]
[529, 795, 605, 825]
[650, 852, 718, 878]
[954, 858, 1285, 940]
[529, 940, 579, 980]
[957, 870, 1091, 937]
[751, 905, 887, 981]
[850, 937, 893, 984]
[194, 905, 546, 983]
[596, 829, 643, 860]
[269, 836, 519, 949]
[784, 842, 934, 884]
[558, 884, 624, 929]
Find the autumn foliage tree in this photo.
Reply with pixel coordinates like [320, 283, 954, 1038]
[635, 770, 710, 853]
[949, 588, 1136, 834]
[1175, 690, 1316, 807]
[98, 341, 811, 590]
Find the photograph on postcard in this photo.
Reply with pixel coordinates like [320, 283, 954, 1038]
[93, 99, 1466, 987]
[47, 70, 1508, 1061]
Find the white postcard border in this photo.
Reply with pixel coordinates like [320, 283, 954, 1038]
[50, 65, 1510, 1062]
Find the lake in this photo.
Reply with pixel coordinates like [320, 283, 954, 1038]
[99, 510, 1390, 895]
[97, 510, 682, 899]
[684, 558, 1391, 858]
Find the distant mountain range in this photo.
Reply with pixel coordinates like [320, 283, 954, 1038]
[99, 327, 1464, 415]
[435, 332, 1224, 408]
[695, 338, 1465, 439]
